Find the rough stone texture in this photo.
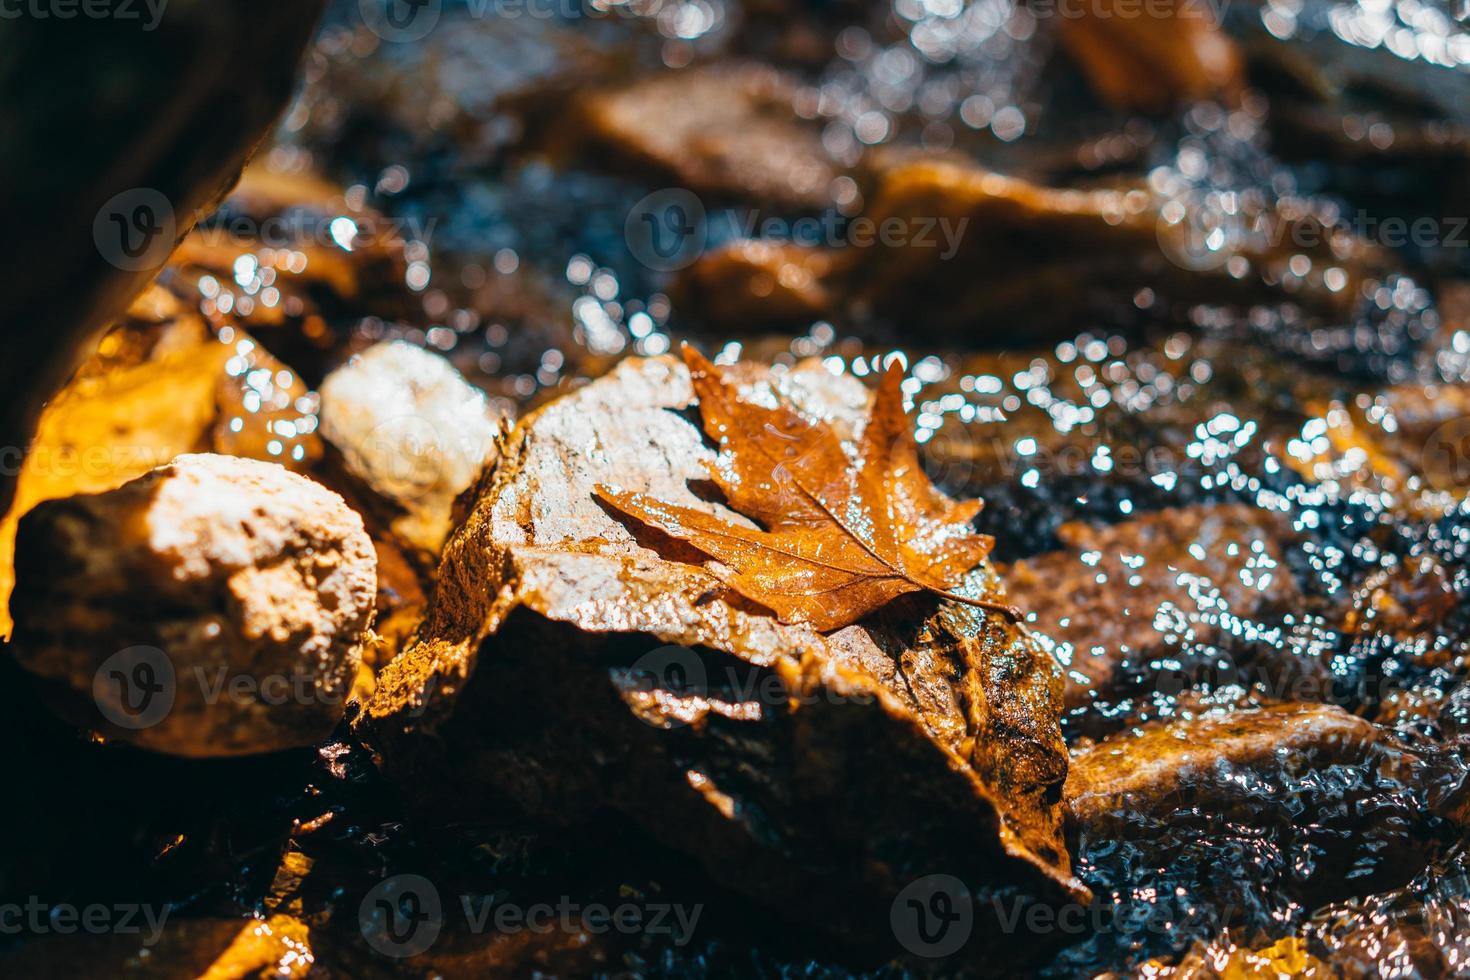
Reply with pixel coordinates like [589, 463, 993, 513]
[10, 454, 376, 757]
[320, 341, 504, 555]
[363, 355, 1084, 967]
[1005, 505, 1304, 717]
[0, 289, 323, 641]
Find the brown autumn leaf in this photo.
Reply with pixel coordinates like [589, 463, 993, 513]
[594, 346, 1018, 632]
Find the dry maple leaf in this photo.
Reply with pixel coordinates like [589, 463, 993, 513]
[594, 346, 1020, 632]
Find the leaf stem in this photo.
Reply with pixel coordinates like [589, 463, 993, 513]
[940, 590, 1024, 623]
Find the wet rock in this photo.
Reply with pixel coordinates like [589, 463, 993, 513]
[166, 164, 417, 385]
[1055, 0, 1243, 112]
[1005, 505, 1305, 725]
[1245, 26, 1470, 274]
[0, 0, 326, 523]
[10, 454, 376, 757]
[851, 158, 1384, 333]
[1139, 857, 1470, 978]
[1341, 555, 1460, 643]
[0, 294, 322, 640]
[678, 156, 1397, 340]
[315, 905, 619, 978]
[1064, 703, 1379, 826]
[1049, 703, 1469, 972]
[1066, 703, 1468, 890]
[572, 63, 844, 209]
[212, 335, 324, 472]
[288, 14, 610, 175]
[1137, 935, 1330, 978]
[1295, 381, 1470, 495]
[673, 240, 834, 332]
[1301, 859, 1470, 979]
[459, 262, 606, 407]
[319, 341, 505, 554]
[363, 355, 1084, 966]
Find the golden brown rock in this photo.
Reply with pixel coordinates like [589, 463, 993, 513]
[1294, 382, 1470, 495]
[1137, 935, 1331, 978]
[852, 159, 1378, 331]
[573, 63, 843, 208]
[672, 240, 834, 331]
[1065, 703, 1470, 911]
[0, 295, 322, 640]
[1055, 0, 1243, 112]
[364, 355, 1083, 965]
[682, 158, 1389, 337]
[10, 454, 376, 757]
[1064, 703, 1380, 827]
[166, 164, 418, 381]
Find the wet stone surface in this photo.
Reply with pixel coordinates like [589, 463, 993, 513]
[8, 0, 1470, 973]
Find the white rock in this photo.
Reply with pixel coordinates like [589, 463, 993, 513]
[320, 341, 505, 551]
